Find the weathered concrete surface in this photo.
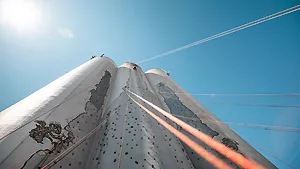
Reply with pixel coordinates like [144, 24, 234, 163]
[146, 68, 277, 169]
[0, 57, 117, 169]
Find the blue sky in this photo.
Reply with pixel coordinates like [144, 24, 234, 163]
[1, 0, 300, 168]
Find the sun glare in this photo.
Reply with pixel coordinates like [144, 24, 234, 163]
[0, 0, 42, 33]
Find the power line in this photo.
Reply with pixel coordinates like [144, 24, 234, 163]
[164, 92, 300, 97]
[136, 4, 300, 64]
[172, 114, 300, 133]
[157, 95, 300, 108]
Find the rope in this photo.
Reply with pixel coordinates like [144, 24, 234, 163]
[127, 89, 265, 169]
[136, 4, 300, 64]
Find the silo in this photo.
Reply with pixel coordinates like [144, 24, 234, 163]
[0, 57, 117, 169]
[145, 68, 277, 169]
[0, 60, 277, 169]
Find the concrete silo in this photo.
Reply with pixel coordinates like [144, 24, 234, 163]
[0, 58, 276, 169]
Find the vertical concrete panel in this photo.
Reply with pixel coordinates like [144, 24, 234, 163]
[145, 69, 277, 169]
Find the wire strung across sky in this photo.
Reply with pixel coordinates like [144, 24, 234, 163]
[165, 92, 300, 97]
[172, 114, 300, 133]
[136, 4, 300, 64]
[158, 91, 300, 109]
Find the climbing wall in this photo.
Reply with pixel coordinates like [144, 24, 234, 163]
[145, 69, 277, 169]
[85, 63, 195, 169]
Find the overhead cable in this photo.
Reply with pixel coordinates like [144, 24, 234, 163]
[136, 4, 300, 64]
[165, 92, 300, 97]
[172, 114, 300, 133]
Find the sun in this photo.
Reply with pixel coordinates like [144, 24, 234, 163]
[0, 0, 42, 33]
